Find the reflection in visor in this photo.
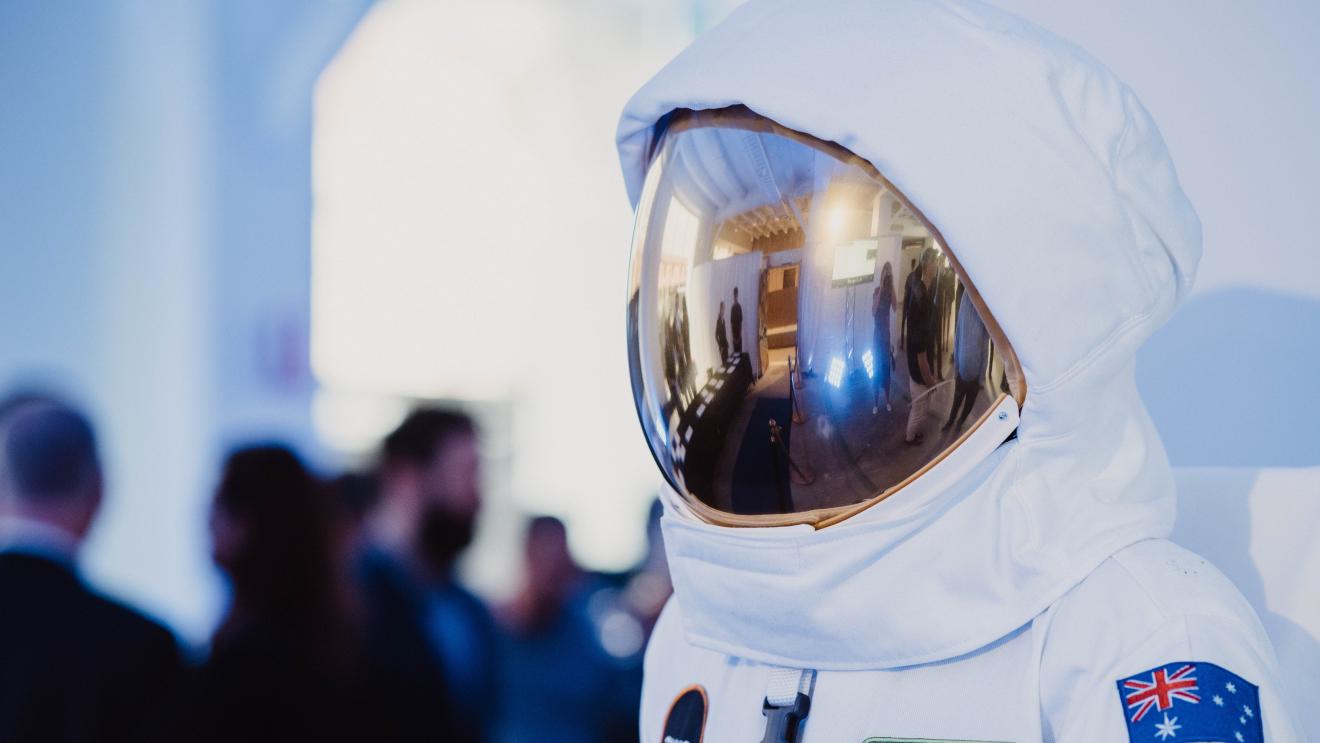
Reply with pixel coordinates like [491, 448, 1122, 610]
[627, 109, 1019, 523]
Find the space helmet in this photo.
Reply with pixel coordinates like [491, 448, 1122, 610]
[625, 106, 1025, 527]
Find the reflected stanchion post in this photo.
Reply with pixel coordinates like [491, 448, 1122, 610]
[769, 418, 814, 488]
[768, 418, 788, 512]
[789, 355, 807, 424]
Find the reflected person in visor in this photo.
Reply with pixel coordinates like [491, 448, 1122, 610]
[617, 1, 1303, 742]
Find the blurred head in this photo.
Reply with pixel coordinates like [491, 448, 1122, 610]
[379, 408, 480, 570]
[0, 393, 102, 544]
[920, 248, 939, 284]
[523, 515, 578, 601]
[210, 445, 336, 618]
[733, 287, 739, 301]
[880, 261, 894, 291]
[642, 496, 667, 571]
[329, 470, 377, 525]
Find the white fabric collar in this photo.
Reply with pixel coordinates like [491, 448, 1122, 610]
[660, 389, 1176, 670]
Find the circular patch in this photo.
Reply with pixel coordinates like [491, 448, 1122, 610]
[662, 685, 707, 743]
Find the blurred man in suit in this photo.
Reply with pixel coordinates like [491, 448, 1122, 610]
[0, 393, 182, 743]
[358, 407, 498, 742]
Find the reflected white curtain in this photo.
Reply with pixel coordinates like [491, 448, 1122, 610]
[797, 151, 844, 375]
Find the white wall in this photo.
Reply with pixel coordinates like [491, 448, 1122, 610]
[0, 0, 369, 643]
[0, 0, 221, 641]
[310, 0, 746, 575]
[987, 0, 1320, 466]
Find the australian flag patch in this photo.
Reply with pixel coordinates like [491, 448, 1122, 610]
[1115, 662, 1262, 742]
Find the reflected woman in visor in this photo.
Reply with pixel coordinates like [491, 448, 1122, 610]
[871, 261, 895, 415]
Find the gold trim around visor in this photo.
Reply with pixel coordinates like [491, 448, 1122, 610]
[650, 106, 1027, 529]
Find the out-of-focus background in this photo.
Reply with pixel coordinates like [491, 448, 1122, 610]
[2, 0, 1317, 648]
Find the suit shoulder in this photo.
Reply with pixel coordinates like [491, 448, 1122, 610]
[1108, 539, 1263, 628]
[1051, 540, 1259, 626]
[84, 587, 180, 655]
[1038, 541, 1300, 741]
[1041, 539, 1271, 672]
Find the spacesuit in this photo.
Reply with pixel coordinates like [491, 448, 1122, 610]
[617, 1, 1304, 741]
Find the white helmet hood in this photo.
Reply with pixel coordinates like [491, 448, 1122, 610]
[617, 0, 1200, 670]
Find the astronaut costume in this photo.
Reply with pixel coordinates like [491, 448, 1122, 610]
[616, 1, 1304, 741]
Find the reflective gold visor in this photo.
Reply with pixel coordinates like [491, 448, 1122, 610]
[626, 108, 1025, 527]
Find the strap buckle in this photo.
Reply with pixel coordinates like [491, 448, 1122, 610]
[759, 691, 811, 743]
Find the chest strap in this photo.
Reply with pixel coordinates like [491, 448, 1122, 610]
[760, 668, 815, 743]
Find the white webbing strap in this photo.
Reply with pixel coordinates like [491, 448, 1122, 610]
[765, 667, 815, 707]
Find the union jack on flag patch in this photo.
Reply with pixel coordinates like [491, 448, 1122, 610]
[1115, 662, 1262, 742]
[1123, 663, 1200, 722]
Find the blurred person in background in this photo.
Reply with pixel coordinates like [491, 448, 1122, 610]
[196, 444, 365, 743]
[359, 408, 498, 742]
[495, 516, 638, 743]
[730, 286, 744, 355]
[933, 259, 957, 378]
[943, 285, 990, 435]
[621, 498, 671, 637]
[715, 300, 730, 365]
[328, 470, 379, 564]
[872, 262, 897, 415]
[0, 393, 183, 743]
[902, 248, 940, 445]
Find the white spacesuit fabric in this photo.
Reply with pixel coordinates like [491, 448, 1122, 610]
[641, 539, 1302, 742]
[616, 0, 1305, 741]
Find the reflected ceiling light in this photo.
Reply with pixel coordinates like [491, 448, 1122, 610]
[827, 356, 846, 388]
[827, 206, 848, 240]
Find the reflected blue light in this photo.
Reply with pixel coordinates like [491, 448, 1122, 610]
[826, 356, 845, 388]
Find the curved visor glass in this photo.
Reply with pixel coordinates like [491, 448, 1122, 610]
[627, 109, 1021, 523]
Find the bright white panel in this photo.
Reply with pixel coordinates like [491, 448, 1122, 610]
[312, 0, 743, 570]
